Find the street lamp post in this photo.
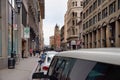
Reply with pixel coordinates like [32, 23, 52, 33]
[11, 10, 14, 58]
[8, 0, 22, 69]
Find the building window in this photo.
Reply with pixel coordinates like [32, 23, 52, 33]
[72, 12, 77, 17]
[109, 1, 116, 15]
[86, 0, 89, 5]
[83, 2, 85, 8]
[75, 1, 77, 6]
[75, 12, 77, 17]
[86, 10, 88, 17]
[83, 13, 85, 19]
[72, 2, 74, 7]
[98, 0, 102, 6]
[93, 16, 95, 25]
[83, 24, 85, 30]
[98, 12, 101, 21]
[80, 1, 83, 6]
[119, 0, 120, 9]
[95, 15, 97, 23]
[76, 19, 78, 25]
[72, 20, 75, 26]
[72, 12, 74, 17]
[89, 5, 93, 14]
[102, 7, 107, 19]
[86, 21, 88, 28]
[72, 28, 75, 35]
[93, 0, 97, 10]
[89, 18, 93, 27]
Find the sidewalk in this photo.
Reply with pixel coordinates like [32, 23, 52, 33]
[0, 57, 39, 80]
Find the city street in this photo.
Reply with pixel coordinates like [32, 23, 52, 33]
[0, 0, 120, 80]
[0, 57, 39, 80]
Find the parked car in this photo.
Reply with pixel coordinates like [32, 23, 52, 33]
[39, 51, 58, 75]
[33, 48, 120, 80]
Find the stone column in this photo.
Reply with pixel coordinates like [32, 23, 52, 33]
[97, 29, 101, 48]
[115, 20, 120, 47]
[92, 32, 94, 48]
[83, 35, 85, 48]
[1, 0, 8, 57]
[88, 33, 90, 48]
[106, 25, 111, 47]
[0, 0, 8, 68]
[85, 34, 87, 48]
[96, 29, 99, 48]
[101, 27, 104, 48]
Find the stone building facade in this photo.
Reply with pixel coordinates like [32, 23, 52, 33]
[60, 25, 67, 50]
[54, 24, 61, 50]
[82, 0, 120, 48]
[66, 0, 83, 50]
[0, 0, 44, 69]
[50, 36, 55, 49]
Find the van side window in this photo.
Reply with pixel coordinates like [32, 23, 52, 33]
[48, 57, 59, 75]
[49, 57, 76, 80]
[61, 59, 76, 80]
[86, 63, 120, 80]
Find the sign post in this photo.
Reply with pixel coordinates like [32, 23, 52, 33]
[24, 27, 30, 38]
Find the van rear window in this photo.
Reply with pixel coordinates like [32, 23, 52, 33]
[86, 63, 120, 80]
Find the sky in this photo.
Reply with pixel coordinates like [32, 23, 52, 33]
[43, 0, 67, 45]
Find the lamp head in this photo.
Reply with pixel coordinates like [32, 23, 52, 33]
[16, 0, 22, 13]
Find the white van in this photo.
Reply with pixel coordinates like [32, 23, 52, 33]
[32, 48, 120, 80]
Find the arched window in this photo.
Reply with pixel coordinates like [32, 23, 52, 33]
[72, 20, 75, 26]
[72, 12, 74, 17]
[72, 28, 75, 35]
[72, 2, 74, 7]
[75, 1, 77, 6]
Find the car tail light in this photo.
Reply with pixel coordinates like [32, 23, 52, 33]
[43, 66, 49, 71]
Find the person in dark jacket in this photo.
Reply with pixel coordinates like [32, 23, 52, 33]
[22, 49, 24, 58]
[33, 49, 36, 56]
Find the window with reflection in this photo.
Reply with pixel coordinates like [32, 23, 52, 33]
[102, 7, 107, 19]
[98, 12, 101, 21]
[118, 0, 120, 9]
[109, 1, 116, 15]
[98, 0, 102, 6]
[86, 63, 120, 80]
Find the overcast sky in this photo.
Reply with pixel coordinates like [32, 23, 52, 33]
[43, 0, 67, 45]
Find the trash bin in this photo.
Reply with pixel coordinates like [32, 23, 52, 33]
[8, 58, 15, 69]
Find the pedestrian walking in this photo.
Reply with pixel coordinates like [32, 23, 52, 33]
[29, 48, 33, 57]
[35, 49, 40, 57]
[33, 49, 36, 56]
[22, 49, 24, 58]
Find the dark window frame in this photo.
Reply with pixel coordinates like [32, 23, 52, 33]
[109, 1, 116, 15]
[118, 0, 120, 9]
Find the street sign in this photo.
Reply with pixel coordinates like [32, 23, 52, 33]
[24, 27, 30, 38]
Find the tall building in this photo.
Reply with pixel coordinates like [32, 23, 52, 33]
[54, 24, 61, 50]
[0, 0, 9, 68]
[61, 25, 66, 50]
[66, 0, 83, 50]
[61, 13, 68, 50]
[49, 36, 55, 49]
[38, 0, 45, 50]
[0, 0, 45, 69]
[82, 0, 120, 48]
[28, 0, 45, 52]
